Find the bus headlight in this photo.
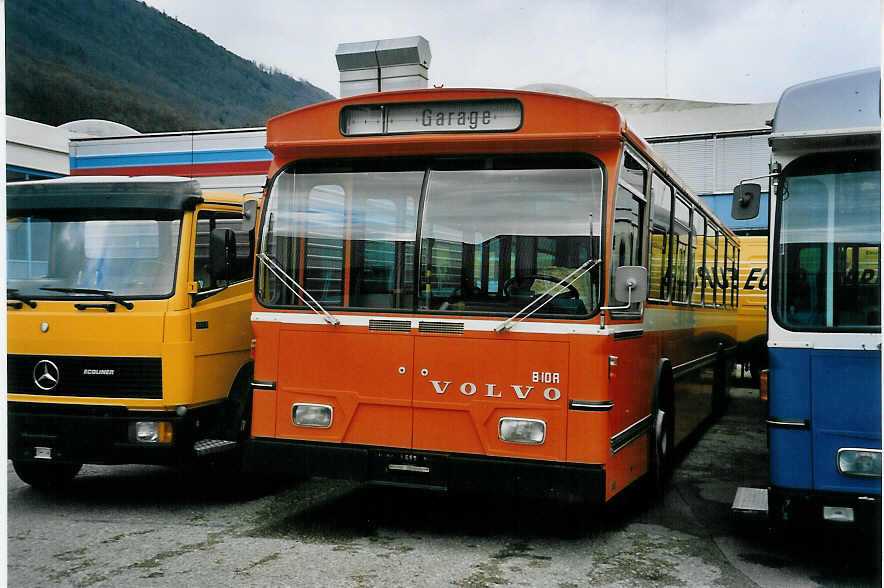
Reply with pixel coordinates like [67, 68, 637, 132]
[498, 417, 546, 445]
[292, 403, 333, 428]
[130, 421, 173, 444]
[837, 448, 882, 478]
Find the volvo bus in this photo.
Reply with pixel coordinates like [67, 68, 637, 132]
[245, 89, 739, 506]
[7, 176, 257, 489]
[732, 68, 881, 527]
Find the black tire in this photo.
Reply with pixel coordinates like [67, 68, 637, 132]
[12, 460, 82, 491]
[648, 365, 675, 497]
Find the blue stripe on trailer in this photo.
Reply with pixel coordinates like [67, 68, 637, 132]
[71, 147, 272, 170]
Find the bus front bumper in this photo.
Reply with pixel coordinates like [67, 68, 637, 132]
[244, 437, 606, 504]
[769, 486, 882, 531]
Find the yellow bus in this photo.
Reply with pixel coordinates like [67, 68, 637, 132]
[735, 235, 768, 382]
[7, 176, 257, 489]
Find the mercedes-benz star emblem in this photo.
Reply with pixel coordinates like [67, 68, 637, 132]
[33, 360, 60, 391]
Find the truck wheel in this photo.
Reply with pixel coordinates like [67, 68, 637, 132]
[12, 460, 82, 491]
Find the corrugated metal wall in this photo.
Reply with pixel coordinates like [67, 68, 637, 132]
[652, 133, 770, 195]
[650, 132, 771, 231]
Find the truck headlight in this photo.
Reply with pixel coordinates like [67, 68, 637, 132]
[498, 417, 546, 445]
[292, 403, 333, 428]
[837, 448, 882, 478]
[130, 421, 173, 444]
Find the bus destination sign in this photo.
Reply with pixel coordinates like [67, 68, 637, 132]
[341, 99, 522, 136]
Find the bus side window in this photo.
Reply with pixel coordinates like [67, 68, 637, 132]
[610, 183, 646, 311]
[672, 196, 691, 303]
[648, 173, 673, 302]
[691, 211, 705, 305]
[705, 223, 718, 307]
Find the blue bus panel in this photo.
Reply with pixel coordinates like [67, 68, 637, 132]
[769, 346, 881, 495]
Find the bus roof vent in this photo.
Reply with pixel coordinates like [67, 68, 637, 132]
[335, 36, 431, 98]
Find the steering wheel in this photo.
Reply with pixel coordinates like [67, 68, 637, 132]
[502, 274, 580, 299]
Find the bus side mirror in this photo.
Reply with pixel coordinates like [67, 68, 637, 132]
[209, 228, 236, 280]
[613, 265, 648, 303]
[242, 199, 258, 231]
[732, 183, 761, 220]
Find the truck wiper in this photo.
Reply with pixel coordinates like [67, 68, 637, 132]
[7, 289, 37, 309]
[256, 253, 340, 326]
[494, 258, 601, 333]
[39, 287, 134, 310]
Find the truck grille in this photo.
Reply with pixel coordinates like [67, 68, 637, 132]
[7, 354, 162, 399]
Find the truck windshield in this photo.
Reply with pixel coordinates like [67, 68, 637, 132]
[773, 151, 881, 331]
[7, 213, 182, 299]
[258, 156, 604, 317]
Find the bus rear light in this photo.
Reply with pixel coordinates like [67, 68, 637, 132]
[837, 448, 882, 478]
[292, 403, 333, 428]
[498, 417, 546, 445]
[759, 369, 769, 401]
[130, 421, 173, 444]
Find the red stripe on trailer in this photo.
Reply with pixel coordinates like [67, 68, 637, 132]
[70, 161, 270, 177]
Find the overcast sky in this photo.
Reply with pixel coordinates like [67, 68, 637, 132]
[143, 0, 879, 103]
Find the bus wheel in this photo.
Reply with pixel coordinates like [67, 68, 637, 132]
[12, 460, 82, 491]
[649, 381, 675, 496]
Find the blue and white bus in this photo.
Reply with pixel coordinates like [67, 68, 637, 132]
[733, 68, 881, 528]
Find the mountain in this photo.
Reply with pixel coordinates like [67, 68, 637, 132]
[5, 0, 335, 132]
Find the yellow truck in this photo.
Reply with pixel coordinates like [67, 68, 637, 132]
[735, 234, 768, 382]
[7, 177, 257, 489]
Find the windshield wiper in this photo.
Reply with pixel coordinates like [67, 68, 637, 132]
[39, 287, 134, 310]
[7, 289, 37, 309]
[494, 258, 601, 333]
[256, 253, 340, 326]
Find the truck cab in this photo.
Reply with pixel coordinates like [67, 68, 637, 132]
[7, 176, 257, 489]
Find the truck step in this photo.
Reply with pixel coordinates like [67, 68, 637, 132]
[194, 439, 238, 457]
[732, 486, 769, 515]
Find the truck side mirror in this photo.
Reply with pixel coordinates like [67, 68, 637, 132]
[242, 199, 258, 231]
[209, 228, 236, 281]
[732, 183, 761, 220]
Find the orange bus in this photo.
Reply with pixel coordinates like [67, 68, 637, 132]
[245, 89, 738, 505]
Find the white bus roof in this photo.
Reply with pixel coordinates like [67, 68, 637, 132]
[771, 67, 880, 139]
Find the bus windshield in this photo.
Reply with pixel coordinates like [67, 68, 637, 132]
[773, 151, 881, 331]
[258, 156, 604, 317]
[7, 213, 182, 299]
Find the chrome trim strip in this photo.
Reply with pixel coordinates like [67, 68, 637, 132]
[672, 352, 718, 378]
[251, 380, 276, 391]
[388, 464, 431, 474]
[610, 414, 653, 455]
[569, 399, 614, 412]
[766, 417, 810, 429]
[613, 329, 643, 341]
